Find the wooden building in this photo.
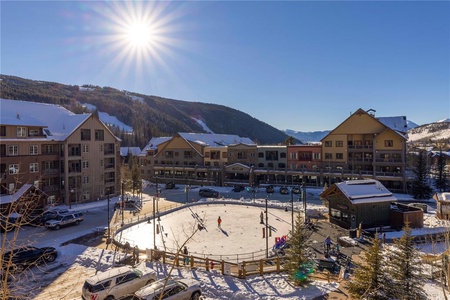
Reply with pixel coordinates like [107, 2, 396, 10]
[434, 192, 450, 220]
[320, 179, 397, 229]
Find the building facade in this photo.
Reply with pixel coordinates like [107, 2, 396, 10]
[0, 99, 121, 208]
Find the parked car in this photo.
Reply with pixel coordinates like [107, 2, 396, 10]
[279, 186, 289, 194]
[31, 209, 70, 226]
[2, 246, 57, 272]
[291, 186, 301, 194]
[232, 185, 245, 192]
[0, 213, 22, 232]
[131, 278, 202, 300]
[266, 186, 274, 193]
[198, 188, 219, 198]
[81, 264, 157, 300]
[165, 182, 176, 189]
[45, 212, 84, 230]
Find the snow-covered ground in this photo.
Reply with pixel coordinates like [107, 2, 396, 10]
[6, 188, 450, 299]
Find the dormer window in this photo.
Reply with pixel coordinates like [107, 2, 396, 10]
[17, 127, 26, 137]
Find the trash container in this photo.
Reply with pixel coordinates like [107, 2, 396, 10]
[349, 229, 357, 238]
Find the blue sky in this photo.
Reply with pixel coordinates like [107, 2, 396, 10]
[2, 1, 449, 131]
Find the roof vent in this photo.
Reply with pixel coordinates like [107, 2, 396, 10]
[16, 113, 20, 119]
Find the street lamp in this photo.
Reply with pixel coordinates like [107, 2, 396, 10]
[302, 182, 307, 223]
[69, 188, 74, 209]
[107, 190, 111, 244]
[290, 189, 294, 234]
[153, 196, 156, 249]
[265, 196, 269, 258]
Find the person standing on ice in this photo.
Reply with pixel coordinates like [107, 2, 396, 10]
[217, 216, 222, 228]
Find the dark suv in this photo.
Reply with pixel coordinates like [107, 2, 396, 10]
[45, 212, 84, 230]
[2, 246, 57, 272]
[198, 188, 219, 198]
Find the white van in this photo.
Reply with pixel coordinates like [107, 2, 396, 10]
[81, 264, 157, 300]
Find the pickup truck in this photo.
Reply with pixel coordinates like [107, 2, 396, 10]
[45, 212, 84, 230]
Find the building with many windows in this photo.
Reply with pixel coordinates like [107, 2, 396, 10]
[0, 99, 121, 208]
[139, 108, 409, 193]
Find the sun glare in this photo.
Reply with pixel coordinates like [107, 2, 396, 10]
[125, 22, 155, 48]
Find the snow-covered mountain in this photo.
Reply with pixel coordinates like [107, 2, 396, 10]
[283, 129, 330, 143]
[407, 119, 450, 143]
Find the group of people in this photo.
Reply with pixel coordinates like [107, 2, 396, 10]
[324, 235, 339, 257]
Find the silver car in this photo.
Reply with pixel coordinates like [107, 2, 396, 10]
[131, 278, 202, 300]
[81, 264, 157, 300]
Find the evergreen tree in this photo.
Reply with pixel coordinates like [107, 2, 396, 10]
[389, 223, 426, 300]
[284, 212, 313, 286]
[411, 150, 433, 199]
[347, 233, 394, 300]
[131, 156, 142, 196]
[435, 147, 448, 192]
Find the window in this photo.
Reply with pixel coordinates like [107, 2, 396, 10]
[44, 161, 55, 170]
[29, 129, 40, 136]
[258, 152, 264, 158]
[336, 141, 343, 147]
[385, 140, 393, 147]
[165, 151, 174, 158]
[83, 145, 89, 153]
[0, 126, 5, 136]
[290, 153, 297, 159]
[29, 163, 38, 173]
[9, 164, 19, 174]
[83, 176, 90, 184]
[44, 145, 54, 154]
[324, 141, 332, 147]
[80, 129, 91, 141]
[94, 129, 104, 141]
[325, 153, 332, 159]
[265, 151, 278, 161]
[17, 127, 26, 137]
[237, 152, 247, 159]
[280, 152, 286, 158]
[313, 153, 320, 160]
[183, 151, 193, 159]
[336, 153, 343, 159]
[100, 159, 104, 167]
[222, 152, 227, 158]
[82, 160, 89, 169]
[8, 145, 18, 156]
[29, 145, 38, 155]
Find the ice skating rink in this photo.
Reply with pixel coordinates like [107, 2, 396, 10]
[117, 203, 294, 260]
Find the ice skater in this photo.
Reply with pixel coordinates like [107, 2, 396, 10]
[218, 216, 222, 228]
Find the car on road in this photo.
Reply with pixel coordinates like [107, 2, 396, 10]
[232, 185, 245, 192]
[30, 208, 71, 226]
[130, 278, 202, 300]
[0, 213, 22, 232]
[45, 212, 84, 230]
[279, 186, 289, 194]
[81, 264, 157, 300]
[198, 188, 219, 198]
[2, 246, 58, 272]
[291, 186, 301, 194]
[165, 182, 176, 189]
[266, 186, 274, 193]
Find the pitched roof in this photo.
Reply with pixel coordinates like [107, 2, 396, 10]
[178, 132, 255, 147]
[322, 179, 397, 204]
[377, 116, 408, 133]
[0, 99, 90, 141]
[120, 147, 142, 157]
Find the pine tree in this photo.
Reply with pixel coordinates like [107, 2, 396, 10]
[284, 212, 313, 286]
[435, 147, 448, 192]
[389, 223, 426, 300]
[411, 150, 433, 200]
[347, 233, 394, 299]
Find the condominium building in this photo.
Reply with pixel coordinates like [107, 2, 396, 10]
[0, 99, 121, 208]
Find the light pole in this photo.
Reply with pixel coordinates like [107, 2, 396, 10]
[265, 196, 269, 258]
[107, 190, 111, 244]
[290, 189, 294, 234]
[153, 196, 156, 249]
[69, 188, 74, 209]
[302, 182, 307, 223]
[121, 181, 124, 227]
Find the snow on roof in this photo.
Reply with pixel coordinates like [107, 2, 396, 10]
[120, 147, 142, 157]
[435, 192, 450, 202]
[179, 132, 255, 147]
[0, 99, 90, 141]
[377, 116, 408, 133]
[142, 137, 173, 152]
[0, 184, 32, 205]
[335, 179, 397, 204]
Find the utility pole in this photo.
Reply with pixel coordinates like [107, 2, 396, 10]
[107, 191, 111, 244]
[265, 196, 269, 258]
[291, 189, 294, 234]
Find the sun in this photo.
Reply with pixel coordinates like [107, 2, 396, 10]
[125, 21, 155, 48]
